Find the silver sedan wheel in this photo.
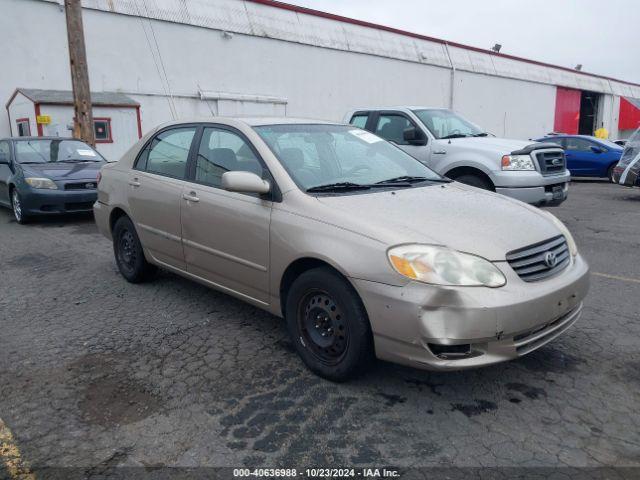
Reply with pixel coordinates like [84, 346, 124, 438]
[12, 190, 22, 222]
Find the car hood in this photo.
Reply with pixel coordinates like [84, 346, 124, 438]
[436, 137, 537, 155]
[21, 162, 104, 181]
[314, 182, 561, 261]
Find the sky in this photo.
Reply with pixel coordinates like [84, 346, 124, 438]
[286, 0, 640, 84]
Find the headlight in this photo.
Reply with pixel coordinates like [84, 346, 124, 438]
[501, 154, 535, 171]
[540, 211, 578, 256]
[25, 177, 58, 190]
[388, 244, 506, 287]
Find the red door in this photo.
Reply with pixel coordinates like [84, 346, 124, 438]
[554, 87, 581, 134]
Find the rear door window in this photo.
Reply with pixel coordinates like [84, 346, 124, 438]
[349, 113, 369, 129]
[136, 127, 196, 179]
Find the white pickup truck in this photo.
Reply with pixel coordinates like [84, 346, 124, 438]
[345, 107, 570, 206]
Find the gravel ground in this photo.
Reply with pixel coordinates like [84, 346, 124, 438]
[0, 180, 639, 478]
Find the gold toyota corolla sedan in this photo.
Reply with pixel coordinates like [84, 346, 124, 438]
[94, 118, 590, 381]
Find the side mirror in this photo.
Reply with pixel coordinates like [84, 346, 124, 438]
[222, 171, 270, 194]
[403, 127, 427, 146]
[590, 145, 604, 154]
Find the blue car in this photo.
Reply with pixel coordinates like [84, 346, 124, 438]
[535, 135, 622, 181]
[0, 137, 106, 224]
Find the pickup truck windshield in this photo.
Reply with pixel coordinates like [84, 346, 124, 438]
[14, 139, 104, 164]
[413, 109, 484, 139]
[255, 124, 443, 192]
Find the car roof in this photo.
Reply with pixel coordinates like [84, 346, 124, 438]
[1, 136, 77, 141]
[350, 106, 449, 112]
[155, 117, 344, 129]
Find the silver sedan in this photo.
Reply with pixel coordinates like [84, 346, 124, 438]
[94, 118, 589, 381]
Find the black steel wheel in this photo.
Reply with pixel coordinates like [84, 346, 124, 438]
[285, 267, 374, 381]
[112, 216, 157, 283]
[297, 290, 349, 365]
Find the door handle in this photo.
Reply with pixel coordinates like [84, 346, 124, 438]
[182, 191, 199, 203]
[433, 150, 447, 155]
[128, 178, 141, 187]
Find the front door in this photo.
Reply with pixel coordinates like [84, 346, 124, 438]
[128, 126, 198, 269]
[563, 137, 598, 176]
[370, 112, 432, 165]
[0, 141, 12, 207]
[181, 125, 272, 305]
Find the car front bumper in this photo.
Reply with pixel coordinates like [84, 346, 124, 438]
[493, 170, 570, 206]
[21, 187, 97, 215]
[352, 253, 589, 371]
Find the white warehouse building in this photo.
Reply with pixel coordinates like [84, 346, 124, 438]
[2, 0, 640, 160]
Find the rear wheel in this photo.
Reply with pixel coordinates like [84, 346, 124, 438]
[113, 216, 157, 283]
[285, 267, 374, 381]
[11, 188, 29, 224]
[452, 173, 493, 191]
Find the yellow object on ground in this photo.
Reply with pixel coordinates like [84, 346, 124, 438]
[0, 418, 35, 479]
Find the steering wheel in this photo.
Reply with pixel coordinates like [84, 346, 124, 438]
[346, 164, 373, 175]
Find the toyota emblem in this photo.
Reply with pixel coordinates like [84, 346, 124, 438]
[544, 251, 558, 268]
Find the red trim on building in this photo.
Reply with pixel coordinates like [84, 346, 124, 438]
[135, 105, 142, 139]
[93, 117, 113, 143]
[246, 0, 640, 88]
[15, 118, 31, 136]
[553, 87, 581, 135]
[34, 103, 43, 136]
[619, 97, 640, 131]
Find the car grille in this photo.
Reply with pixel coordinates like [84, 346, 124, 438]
[506, 235, 570, 282]
[536, 150, 566, 175]
[64, 182, 97, 190]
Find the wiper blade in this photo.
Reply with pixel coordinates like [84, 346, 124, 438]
[471, 132, 489, 137]
[306, 182, 371, 193]
[373, 175, 430, 186]
[440, 133, 469, 139]
[59, 159, 101, 163]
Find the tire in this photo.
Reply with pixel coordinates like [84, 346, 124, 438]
[285, 267, 374, 381]
[10, 188, 29, 224]
[112, 215, 157, 283]
[453, 174, 493, 191]
[607, 164, 617, 183]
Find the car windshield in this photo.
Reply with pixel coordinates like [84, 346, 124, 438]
[412, 109, 485, 139]
[254, 124, 444, 192]
[14, 139, 104, 164]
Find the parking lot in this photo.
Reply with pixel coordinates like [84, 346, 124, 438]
[0, 180, 639, 476]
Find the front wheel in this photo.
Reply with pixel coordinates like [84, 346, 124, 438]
[452, 174, 493, 191]
[285, 267, 374, 381]
[113, 216, 157, 283]
[607, 164, 617, 183]
[11, 189, 29, 224]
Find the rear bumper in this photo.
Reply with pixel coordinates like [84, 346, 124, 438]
[351, 253, 590, 371]
[93, 200, 113, 240]
[21, 188, 97, 215]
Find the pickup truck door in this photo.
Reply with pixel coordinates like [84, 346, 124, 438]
[368, 112, 433, 166]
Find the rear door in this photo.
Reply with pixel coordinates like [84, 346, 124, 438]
[128, 125, 198, 270]
[0, 141, 11, 206]
[180, 125, 272, 305]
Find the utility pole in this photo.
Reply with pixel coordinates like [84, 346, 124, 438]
[65, 0, 95, 146]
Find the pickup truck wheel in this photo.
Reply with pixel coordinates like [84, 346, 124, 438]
[285, 267, 374, 381]
[113, 216, 157, 283]
[453, 174, 493, 191]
